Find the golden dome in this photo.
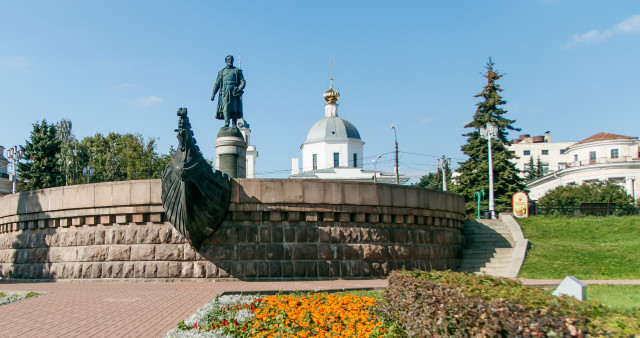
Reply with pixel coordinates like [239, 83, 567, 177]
[323, 77, 340, 103]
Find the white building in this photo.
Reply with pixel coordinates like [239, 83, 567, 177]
[237, 118, 258, 178]
[0, 146, 12, 196]
[508, 132, 574, 175]
[508, 132, 640, 201]
[290, 79, 407, 184]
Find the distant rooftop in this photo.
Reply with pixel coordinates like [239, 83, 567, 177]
[574, 132, 637, 145]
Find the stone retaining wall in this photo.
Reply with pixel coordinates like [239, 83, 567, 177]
[0, 179, 465, 280]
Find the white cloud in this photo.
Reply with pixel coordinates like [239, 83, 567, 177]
[420, 116, 433, 124]
[2, 56, 28, 67]
[134, 96, 163, 106]
[615, 14, 640, 33]
[565, 14, 640, 48]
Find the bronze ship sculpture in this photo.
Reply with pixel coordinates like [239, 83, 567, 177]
[161, 108, 231, 250]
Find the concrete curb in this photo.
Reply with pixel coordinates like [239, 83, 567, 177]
[499, 214, 529, 278]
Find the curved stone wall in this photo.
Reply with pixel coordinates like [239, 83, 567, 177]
[0, 179, 465, 280]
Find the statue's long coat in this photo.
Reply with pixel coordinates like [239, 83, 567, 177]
[212, 67, 245, 120]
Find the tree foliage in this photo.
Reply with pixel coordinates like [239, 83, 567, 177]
[453, 59, 526, 215]
[537, 181, 633, 206]
[17, 119, 171, 190]
[418, 159, 452, 191]
[524, 156, 545, 183]
[18, 120, 64, 191]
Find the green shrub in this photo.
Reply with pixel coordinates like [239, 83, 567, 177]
[380, 270, 587, 336]
[381, 270, 640, 337]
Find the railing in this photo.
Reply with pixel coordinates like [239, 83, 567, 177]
[564, 156, 637, 168]
[501, 203, 639, 217]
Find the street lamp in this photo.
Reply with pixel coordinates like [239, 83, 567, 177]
[372, 154, 382, 183]
[437, 155, 451, 191]
[7, 146, 23, 194]
[479, 122, 498, 219]
[82, 165, 94, 184]
[390, 125, 399, 185]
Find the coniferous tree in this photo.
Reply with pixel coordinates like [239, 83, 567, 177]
[535, 157, 544, 178]
[453, 59, 526, 216]
[18, 120, 64, 191]
[524, 157, 536, 182]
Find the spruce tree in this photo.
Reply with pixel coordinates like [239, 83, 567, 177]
[453, 59, 526, 216]
[18, 120, 64, 191]
[524, 157, 536, 182]
[535, 157, 544, 178]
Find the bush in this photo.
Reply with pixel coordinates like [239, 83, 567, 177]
[380, 270, 588, 336]
[380, 270, 640, 336]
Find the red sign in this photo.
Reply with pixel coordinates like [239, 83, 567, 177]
[512, 191, 529, 218]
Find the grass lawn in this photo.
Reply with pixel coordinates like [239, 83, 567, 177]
[518, 215, 640, 279]
[588, 285, 640, 310]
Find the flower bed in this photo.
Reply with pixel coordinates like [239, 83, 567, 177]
[0, 291, 39, 306]
[166, 292, 400, 338]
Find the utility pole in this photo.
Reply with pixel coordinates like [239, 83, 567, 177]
[437, 155, 451, 191]
[372, 155, 382, 183]
[391, 125, 399, 185]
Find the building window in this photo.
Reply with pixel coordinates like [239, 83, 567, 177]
[541, 163, 550, 175]
[333, 152, 339, 168]
[558, 162, 566, 170]
[523, 150, 530, 156]
[523, 163, 530, 171]
[353, 153, 357, 168]
[560, 149, 567, 154]
[589, 151, 596, 160]
[541, 150, 549, 155]
[611, 149, 619, 159]
[312, 154, 317, 170]
[574, 154, 578, 161]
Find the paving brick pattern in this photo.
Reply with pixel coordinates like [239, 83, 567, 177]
[0, 279, 387, 338]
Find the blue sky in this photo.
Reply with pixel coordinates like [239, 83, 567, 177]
[1, 1, 639, 183]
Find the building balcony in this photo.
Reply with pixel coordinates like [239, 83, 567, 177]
[564, 156, 639, 168]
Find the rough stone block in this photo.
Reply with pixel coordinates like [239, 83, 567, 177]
[144, 262, 157, 278]
[287, 211, 300, 222]
[217, 261, 231, 278]
[233, 262, 245, 278]
[266, 244, 285, 260]
[343, 228, 359, 243]
[330, 227, 344, 243]
[318, 227, 331, 243]
[108, 246, 131, 261]
[344, 244, 361, 260]
[295, 227, 307, 242]
[193, 261, 206, 278]
[291, 244, 317, 260]
[259, 227, 271, 243]
[381, 214, 392, 224]
[362, 244, 387, 260]
[306, 227, 318, 242]
[81, 247, 109, 262]
[130, 245, 155, 261]
[256, 261, 268, 278]
[181, 262, 193, 278]
[244, 261, 256, 278]
[271, 227, 283, 242]
[149, 213, 162, 223]
[209, 244, 236, 260]
[60, 218, 71, 228]
[305, 212, 318, 222]
[360, 184, 377, 205]
[367, 214, 379, 223]
[338, 213, 350, 222]
[122, 262, 134, 278]
[323, 182, 343, 204]
[155, 245, 184, 261]
[282, 262, 293, 277]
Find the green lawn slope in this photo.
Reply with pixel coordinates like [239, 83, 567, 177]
[517, 216, 640, 280]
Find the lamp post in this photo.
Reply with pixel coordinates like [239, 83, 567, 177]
[7, 146, 23, 194]
[372, 154, 382, 183]
[390, 125, 399, 185]
[437, 155, 451, 191]
[82, 165, 94, 184]
[479, 122, 498, 219]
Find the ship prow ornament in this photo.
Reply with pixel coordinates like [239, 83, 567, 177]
[161, 108, 231, 250]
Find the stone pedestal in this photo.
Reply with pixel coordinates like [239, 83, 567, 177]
[214, 127, 247, 178]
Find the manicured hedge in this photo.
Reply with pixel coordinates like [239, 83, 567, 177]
[380, 270, 639, 337]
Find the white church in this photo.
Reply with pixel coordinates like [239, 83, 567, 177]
[289, 78, 407, 184]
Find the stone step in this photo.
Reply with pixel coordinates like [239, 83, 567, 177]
[464, 241, 513, 247]
[463, 247, 514, 254]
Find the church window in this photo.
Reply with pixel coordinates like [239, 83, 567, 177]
[353, 153, 358, 168]
[333, 152, 339, 167]
[611, 149, 619, 159]
[313, 154, 317, 170]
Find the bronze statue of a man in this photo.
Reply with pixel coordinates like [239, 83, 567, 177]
[211, 55, 246, 128]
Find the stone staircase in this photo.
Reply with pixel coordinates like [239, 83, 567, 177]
[460, 215, 528, 278]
